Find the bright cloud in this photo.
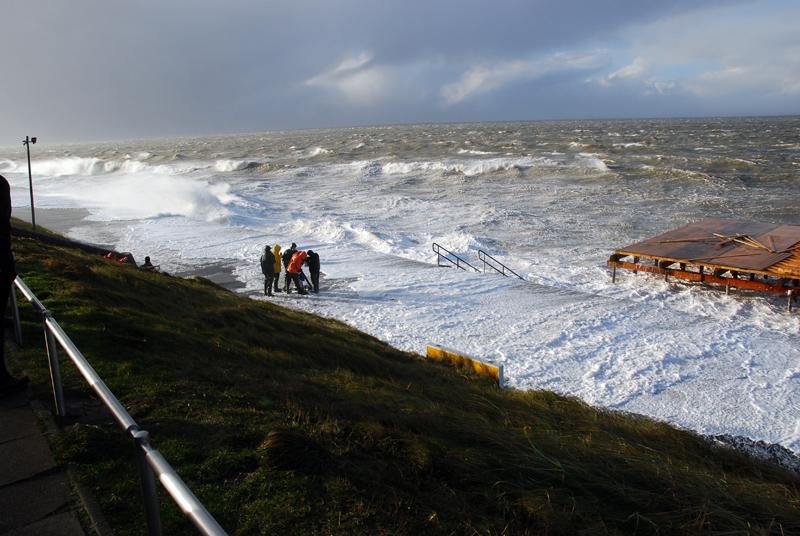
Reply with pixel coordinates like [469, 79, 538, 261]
[600, 57, 648, 86]
[2, 0, 797, 142]
[616, 2, 800, 99]
[442, 51, 608, 104]
[305, 52, 391, 104]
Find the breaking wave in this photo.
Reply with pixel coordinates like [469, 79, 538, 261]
[301, 147, 332, 158]
[214, 159, 262, 172]
[289, 216, 484, 264]
[575, 153, 610, 172]
[3, 156, 278, 178]
[67, 175, 239, 222]
[457, 148, 497, 155]
[2, 157, 199, 177]
[377, 156, 558, 177]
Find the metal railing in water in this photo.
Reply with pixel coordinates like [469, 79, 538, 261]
[478, 250, 525, 280]
[11, 276, 227, 536]
[432, 242, 480, 272]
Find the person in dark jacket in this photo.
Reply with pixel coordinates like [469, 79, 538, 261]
[0, 175, 25, 397]
[281, 243, 297, 292]
[260, 245, 277, 296]
[305, 250, 320, 293]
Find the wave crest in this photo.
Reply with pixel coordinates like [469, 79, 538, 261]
[2, 156, 198, 177]
[214, 159, 262, 172]
[378, 156, 558, 177]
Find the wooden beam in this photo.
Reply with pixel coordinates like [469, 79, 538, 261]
[608, 260, 791, 295]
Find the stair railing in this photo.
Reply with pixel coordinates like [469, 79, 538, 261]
[432, 242, 480, 272]
[478, 250, 525, 280]
[11, 276, 227, 536]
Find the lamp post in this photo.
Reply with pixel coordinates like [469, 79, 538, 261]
[22, 136, 37, 231]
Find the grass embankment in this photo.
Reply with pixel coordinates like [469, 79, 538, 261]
[10, 224, 800, 535]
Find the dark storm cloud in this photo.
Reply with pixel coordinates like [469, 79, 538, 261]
[0, 0, 790, 143]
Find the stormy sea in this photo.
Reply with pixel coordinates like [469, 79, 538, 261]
[1, 116, 799, 455]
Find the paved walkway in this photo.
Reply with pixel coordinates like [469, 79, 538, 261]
[0, 388, 85, 536]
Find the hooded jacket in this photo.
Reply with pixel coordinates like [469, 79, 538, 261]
[282, 247, 296, 268]
[272, 245, 282, 273]
[287, 251, 308, 274]
[260, 246, 275, 275]
[306, 250, 320, 273]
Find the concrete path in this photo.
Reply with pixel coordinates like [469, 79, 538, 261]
[0, 388, 85, 536]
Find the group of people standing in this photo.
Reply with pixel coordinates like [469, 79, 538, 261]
[260, 242, 320, 296]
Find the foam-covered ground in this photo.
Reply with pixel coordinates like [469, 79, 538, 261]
[2, 119, 798, 452]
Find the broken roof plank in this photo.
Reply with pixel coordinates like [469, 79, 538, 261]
[614, 218, 800, 276]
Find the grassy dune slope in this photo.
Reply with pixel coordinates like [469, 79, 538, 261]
[10, 226, 800, 535]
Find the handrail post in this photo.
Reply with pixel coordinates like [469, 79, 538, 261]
[14, 275, 228, 535]
[10, 282, 22, 345]
[134, 429, 163, 536]
[42, 310, 66, 418]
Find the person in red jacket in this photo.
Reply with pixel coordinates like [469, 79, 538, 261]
[286, 250, 308, 295]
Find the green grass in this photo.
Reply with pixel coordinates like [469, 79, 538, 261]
[10, 225, 800, 535]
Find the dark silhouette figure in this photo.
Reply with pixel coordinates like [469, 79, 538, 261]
[0, 174, 26, 396]
[306, 250, 320, 293]
[260, 245, 277, 296]
[281, 243, 297, 292]
[141, 256, 155, 270]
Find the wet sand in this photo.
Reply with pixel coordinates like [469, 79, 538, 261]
[173, 262, 246, 291]
[13, 207, 245, 292]
[13, 207, 93, 235]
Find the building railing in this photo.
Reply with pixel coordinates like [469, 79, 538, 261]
[431, 243, 525, 280]
[11, 276, 227, 536]
[478, 250, 525, 280]
[432, 242, 480, 272]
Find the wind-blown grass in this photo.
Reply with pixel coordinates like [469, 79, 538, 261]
[11, 223, 800, 535]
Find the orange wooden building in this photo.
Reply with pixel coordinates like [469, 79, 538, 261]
[608, 218, 800, 307]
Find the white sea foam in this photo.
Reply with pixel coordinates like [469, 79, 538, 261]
[23, 172, 239, 222]
[576, 153, 610, 172]
[613, 142, 644, 148]
[305, 147, 331, 157]
[457, 148, 497, 155]
[9, 121, 800, 455]
[4, 156, 199, 177]
[214, 159, 260, 172]
[381, 156, 557, 176]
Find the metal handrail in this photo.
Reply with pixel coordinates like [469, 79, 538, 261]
[478, 250, 525, 280]
[12, 276, 227, 536]
[432, 242, 480, 272]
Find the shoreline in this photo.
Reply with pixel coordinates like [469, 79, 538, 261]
[13, 207, 246, 291]
[10, 214, 800, 473]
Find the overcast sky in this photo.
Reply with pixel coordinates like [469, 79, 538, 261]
[2, 0, 798, 143]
